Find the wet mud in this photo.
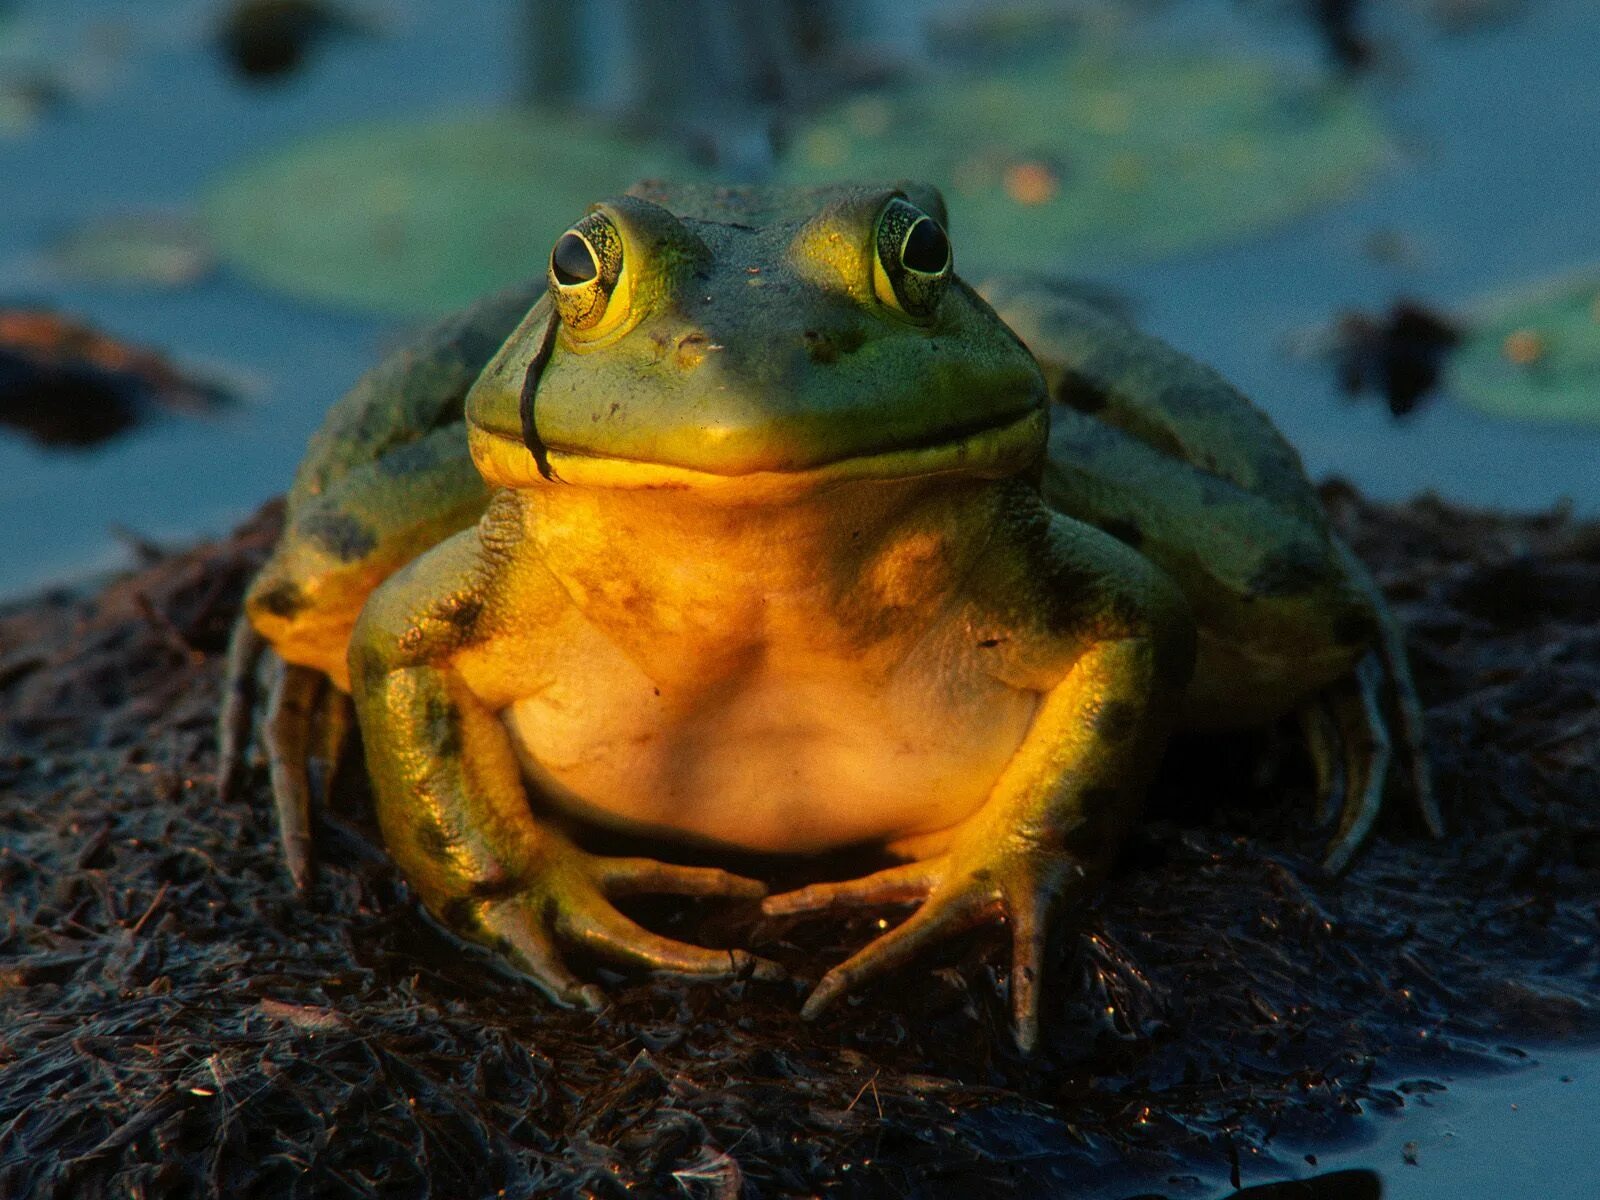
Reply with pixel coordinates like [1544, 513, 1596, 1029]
[1, 487, 1596, 1198]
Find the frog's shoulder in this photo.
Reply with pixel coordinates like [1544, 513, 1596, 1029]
[249, 279, 543, 685]
[287, 278, 545, 514]
[977, 273, 1324, 526]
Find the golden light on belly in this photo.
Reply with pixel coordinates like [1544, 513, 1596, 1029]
[502, 672, 1038, 854]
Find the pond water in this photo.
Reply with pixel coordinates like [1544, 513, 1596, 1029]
[1, 1, 1596, 1195]
[1, 0, 1597, 604]
[1263, 1050, 1600, 1200]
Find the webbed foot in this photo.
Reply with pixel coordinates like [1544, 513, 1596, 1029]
[764, 835, 1083, 1053]
[1301, 642, 1441, 876]
[1302, 541, 1442, 875]
[469, 838, 785, 1009]
[216, 612, 352, 891]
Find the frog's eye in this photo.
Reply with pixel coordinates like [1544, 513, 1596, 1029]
[872, 197, 952, 321]
[548, 211, 624, 333]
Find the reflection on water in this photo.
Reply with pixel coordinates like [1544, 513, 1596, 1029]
[1238, 1054, 1597, 1200]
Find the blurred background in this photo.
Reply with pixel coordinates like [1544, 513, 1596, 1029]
[2, 0, 1598, 600]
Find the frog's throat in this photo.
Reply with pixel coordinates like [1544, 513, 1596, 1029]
[468, 408, 1047, 497]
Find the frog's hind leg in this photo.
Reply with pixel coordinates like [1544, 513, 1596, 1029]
[228, 418, 492, 882]
[984, 271, 1440, 865]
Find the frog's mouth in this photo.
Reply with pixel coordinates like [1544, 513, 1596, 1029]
[468, 407, 1047, 495]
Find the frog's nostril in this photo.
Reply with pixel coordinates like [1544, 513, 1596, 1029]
[675, 331, 720, 369]
[803, 330, 839, 365]
[802, 326, 866, 365]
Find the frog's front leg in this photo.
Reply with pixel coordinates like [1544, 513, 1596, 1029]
[767, 510, 1195, 1051]
[350, 517, 782, 1008]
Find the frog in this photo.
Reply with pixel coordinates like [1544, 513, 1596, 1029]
[218, 181, 1438, 1051]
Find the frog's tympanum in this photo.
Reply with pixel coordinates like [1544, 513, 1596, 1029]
[220, 183, 1438, 1050]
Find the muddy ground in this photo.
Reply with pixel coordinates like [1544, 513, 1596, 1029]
[1, 486, 1597, 1199]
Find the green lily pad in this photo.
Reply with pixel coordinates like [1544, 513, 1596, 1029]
[204, 109, 703, 317]
[778, 47, 1390, 273]
[207, 45, 1389, 316]
[1451, 269, 1600, 426]
[0, 14, 59, 139]
[49, 213, 214, 287]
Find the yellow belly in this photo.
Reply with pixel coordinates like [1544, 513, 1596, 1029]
[502, 664, 1037, 854]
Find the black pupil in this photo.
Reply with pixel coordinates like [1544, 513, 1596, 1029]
[552, 233, 598, 286]
[901, 217, 949, 274]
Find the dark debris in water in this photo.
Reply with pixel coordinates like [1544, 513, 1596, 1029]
[0, 308, 229, 448]
[1, 490, 1597, 1197]
[1309, 0, 1374, 73]
[1331, 300, 1465, 417]
[218, 0, 364, 83]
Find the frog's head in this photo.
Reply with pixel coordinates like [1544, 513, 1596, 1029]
[466, 182, 1047, 495]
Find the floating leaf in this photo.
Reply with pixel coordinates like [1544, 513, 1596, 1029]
[49, 213, 214, 287]
[1450, 268, 1600, 426]
[205, 45, 1388, 316]
[778, 46, 1390, 274]
[204, 110, 703, 317]
[0, 14, 65, 138]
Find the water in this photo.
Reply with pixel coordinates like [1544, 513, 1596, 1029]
[2, 1, 1597, 600]
[1116, 0, 1600, 517]
[1, 1, 1596, 1192]
[1291, 1050, 1600, 1200]
[0, 0, 517, 595]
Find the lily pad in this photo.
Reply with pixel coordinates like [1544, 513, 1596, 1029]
[778, 46, 1390, 274]
[0, 14, 63, 139]
[204, 110, 703, 317]
[1450, 269, 1600, 426]
[49, 213, 214, 287]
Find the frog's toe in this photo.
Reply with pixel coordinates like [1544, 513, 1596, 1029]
[217, 612, 266, 803]
[586, 858, 783, 979]
[1297, 696, 1346, 828]
[560, 901, 786, 982]
[478, 856, 783, 999]
[307, 686, 352, 808]
[219, 611, 354, 891]
[599, 858, 768, 900]
[262, 657, 351, 893]
[263, 654, 323, 892]
[761, 860, 939, 916]
[478, 899, 607, 1011]
[1301, 637, 1442, 875]
[1374, 610, 1443, 841]
[1318, 653, 1394, 875]
[1006, 882, 1054, 1054]
[771, 857, 1061, 1050]
[799, 882, 993, 1022]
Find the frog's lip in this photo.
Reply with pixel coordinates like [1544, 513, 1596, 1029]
[468, 406, 1047, 493]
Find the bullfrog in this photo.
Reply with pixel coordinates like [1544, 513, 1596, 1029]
[218, 182, 1438, 1050]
